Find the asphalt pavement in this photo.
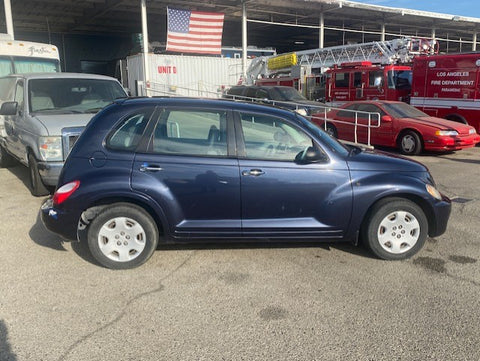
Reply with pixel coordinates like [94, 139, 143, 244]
[1, 147, 479, 361]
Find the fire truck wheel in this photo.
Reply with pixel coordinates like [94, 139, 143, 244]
[398, 131, 422, 156]
[325, 124, 338, 138]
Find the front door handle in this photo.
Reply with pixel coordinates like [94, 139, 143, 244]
[242, 169, 265, 177]
[139, 163, 163, 172]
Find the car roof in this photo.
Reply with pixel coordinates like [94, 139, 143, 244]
[116, 96, 300, 117]
[343, 100, 403, 106]
[0, 72, 120, 81]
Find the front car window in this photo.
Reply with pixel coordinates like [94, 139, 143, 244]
[151, 109, 228, 157]
[240, 112, 318, 161]
[368, 70, 384, 88]
[28, 78, 127, 114]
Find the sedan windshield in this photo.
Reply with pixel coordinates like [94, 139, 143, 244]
[28, 78, 127, 114]
[383, 102, 429, 118]
[269, 87, 306, 101]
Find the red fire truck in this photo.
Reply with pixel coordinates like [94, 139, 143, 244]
[410, 53, 480, 132]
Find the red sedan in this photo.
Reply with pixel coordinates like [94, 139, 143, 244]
[311, 101, 480, 155]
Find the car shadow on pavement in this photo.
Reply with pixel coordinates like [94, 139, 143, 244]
[0, 320, 17, 361]
[29, 211, 67, 251]
[6, 165, 31, 192]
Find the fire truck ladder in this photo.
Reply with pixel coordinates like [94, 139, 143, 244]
[245, 37, 437, 83]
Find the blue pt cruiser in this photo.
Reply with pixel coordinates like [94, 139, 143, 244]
[41, 98, 451, 269]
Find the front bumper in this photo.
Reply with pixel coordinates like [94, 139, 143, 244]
[429, 195, 452, 238]
[424, 134, 480, 152]
[41, 198, 80, 241]
[37, 161, 64, 186]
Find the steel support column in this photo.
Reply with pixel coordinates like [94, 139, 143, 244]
[242, 2, 247, 81]
[3, 0, 14, 39]
[141, 0, 150, 96]
[473, 32, 477, 51]
[380, 23, 385, 41]
[319, 12, 324, 49]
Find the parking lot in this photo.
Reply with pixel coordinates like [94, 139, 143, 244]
[1, 146, 479, 361]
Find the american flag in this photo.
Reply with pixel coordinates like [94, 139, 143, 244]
[166, 8, 225, 55]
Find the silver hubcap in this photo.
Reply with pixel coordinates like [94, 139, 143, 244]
[401, 135, 416, 153]
[377, 211, 420, 254]
[97, 217, 146, 262]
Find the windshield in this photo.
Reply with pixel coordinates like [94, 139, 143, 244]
[383, 102, 429, 118]
[297, 115, 349, 156]
[270, 87, 306, 101]
[13, 57, 59, 74]
[387, 70, 412, 90]
[28, 78, 127, 114]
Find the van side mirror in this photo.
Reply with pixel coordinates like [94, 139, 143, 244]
[0, 101, 18, 116]
[381, 115, 393, 122]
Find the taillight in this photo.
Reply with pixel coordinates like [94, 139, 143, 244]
[53, 181, 80, 205]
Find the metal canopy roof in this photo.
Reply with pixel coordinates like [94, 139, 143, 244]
[1, 0, 479, 52]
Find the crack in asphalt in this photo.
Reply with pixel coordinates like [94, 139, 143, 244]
[57, 251, 197, 361]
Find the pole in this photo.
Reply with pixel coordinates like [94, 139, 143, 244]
[242, 2, 247, 82]
[4, 0, 14, 39]
[380, 23, 385, 42]
[473, 32, 477, 52]
[319, 12, 324, 49]
[141, 0, 150, 96]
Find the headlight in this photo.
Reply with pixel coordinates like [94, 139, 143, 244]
[426, 184, 442, 200]
[435, 130, 458, 136]
[469, 128, 476, 135]
[39, 136, 63, 161]
[295, 108, 308, 116]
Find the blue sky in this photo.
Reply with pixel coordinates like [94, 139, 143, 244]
[351, 0, 479, 18]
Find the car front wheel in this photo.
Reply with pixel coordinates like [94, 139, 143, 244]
[399, 130, 422, 155]
[28, 153, 49, 196]
[362, 198, 428, 260]
[87, 203, 159, 269]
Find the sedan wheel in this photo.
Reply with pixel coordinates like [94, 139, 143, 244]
[362, 198, 428, 260]
[87, 203, 159, 269]
[399, 131, 422, 155]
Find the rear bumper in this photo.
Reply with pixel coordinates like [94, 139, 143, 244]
[41, 198, 80, 241]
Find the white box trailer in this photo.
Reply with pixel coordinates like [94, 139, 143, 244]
[126, 53, 251, 98]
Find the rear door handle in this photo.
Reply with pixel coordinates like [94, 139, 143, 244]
[139, 163, 163, 172]
[242, 169, 265, 177]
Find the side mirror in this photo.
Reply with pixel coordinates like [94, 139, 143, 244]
[0, 101, 18, 116]
[295, 146, 328, 164]
[381, 115, 393, 122]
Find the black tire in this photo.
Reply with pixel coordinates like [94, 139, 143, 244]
[0, 145, 15, 168]
[87, 203, 159, 269]
[362, 198, 428, 260]
[325, 123, 338, 138]
[28, 153, 49, 197]
[398, 130, 422, 155]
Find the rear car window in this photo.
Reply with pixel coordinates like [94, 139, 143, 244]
[106, 108, 153, 151]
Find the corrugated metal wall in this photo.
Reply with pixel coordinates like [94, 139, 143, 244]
[127, 54, 251, 97]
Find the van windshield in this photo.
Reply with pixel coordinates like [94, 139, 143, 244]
[28, 78, 127, 114]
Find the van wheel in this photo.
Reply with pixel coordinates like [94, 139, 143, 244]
[399, 131, 422, 155]
[325, 123, 338, 138]
[28, 153, 49, 196]
[0, 145, 15, 168]
[362, 198, 428, 260]
[87, 203, 159, 269]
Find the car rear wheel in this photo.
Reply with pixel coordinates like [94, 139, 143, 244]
[87, 203, 159, 269]
[399, 130, 422, 155]
[362, 198, 428, 260]
[325, 123, 338, 138]
[28, 153, 49, 196]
